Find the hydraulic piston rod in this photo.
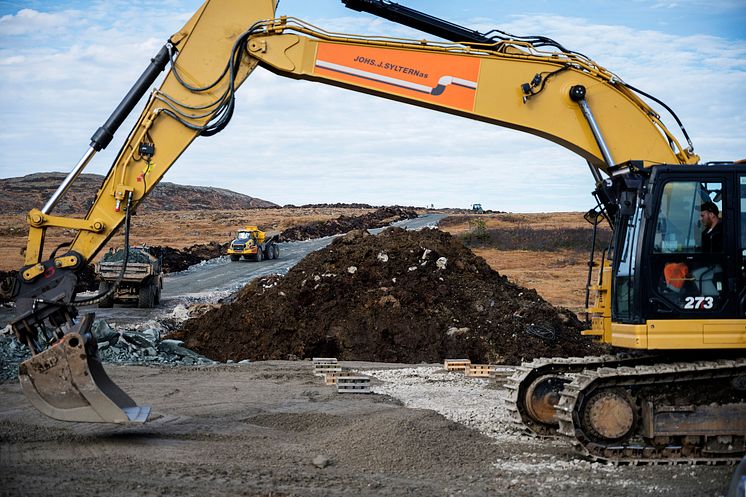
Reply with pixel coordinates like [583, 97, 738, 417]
[570, 85, 615, 170]
[41, 44, 171, 215]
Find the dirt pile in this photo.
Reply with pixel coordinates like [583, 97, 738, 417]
[176, 228, 606, 364]
[279, 207, 418, 241]
[148, 242, 226, 274]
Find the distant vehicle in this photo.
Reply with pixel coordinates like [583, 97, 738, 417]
[227, 226, 280, 262]
[95, 246, 162, 308]
[471, 203, 484, 214]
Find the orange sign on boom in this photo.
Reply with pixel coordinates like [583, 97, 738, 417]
[314, 43, 480, 112]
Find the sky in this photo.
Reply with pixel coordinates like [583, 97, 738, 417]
[0, 0, 744, 212]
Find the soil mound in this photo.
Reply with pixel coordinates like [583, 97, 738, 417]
[148, 242, 226, 274]
[279, 207, 418, 241]
[176, 228, 606, 364]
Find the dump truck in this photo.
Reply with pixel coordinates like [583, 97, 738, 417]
[95, 247, 162, 308]
[227, 226, 280, 262]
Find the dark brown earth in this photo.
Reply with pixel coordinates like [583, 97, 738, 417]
[145, 207, 419, 274]
[279, 206, 419, 240]
[176, 228, 606, 364]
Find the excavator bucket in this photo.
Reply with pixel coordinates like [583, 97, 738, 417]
[18, 316, 149, 424]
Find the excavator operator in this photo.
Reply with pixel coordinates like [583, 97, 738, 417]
[701, 201, 724, 252]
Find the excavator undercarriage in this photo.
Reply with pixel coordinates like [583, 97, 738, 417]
[506, 354, 746, 463]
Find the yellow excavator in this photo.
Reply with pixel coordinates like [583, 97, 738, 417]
[9, 0, 744, 463]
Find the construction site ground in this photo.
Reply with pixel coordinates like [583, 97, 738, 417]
[0, 361, 733, 497]
[0, 210, 736, 496]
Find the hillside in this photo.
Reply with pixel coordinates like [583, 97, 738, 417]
[0, 172, 277, 214]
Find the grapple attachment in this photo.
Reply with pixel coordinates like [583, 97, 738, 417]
[18, 316, 149, 424]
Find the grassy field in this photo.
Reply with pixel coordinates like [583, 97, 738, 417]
[0, 210, 601, 314]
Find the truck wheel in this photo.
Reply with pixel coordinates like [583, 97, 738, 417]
[98, 281, 114, 308]
[230, 255, 240, 262]
[138, 282, 155, 308]
[255, 250, 263, 262]
[265, 247, 274, 260]
[273, 245, 280, 259]
[154, 280, 162, 305]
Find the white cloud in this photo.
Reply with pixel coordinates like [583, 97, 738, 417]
[0, 2, 744, 212]
[0, 9, 75, 36]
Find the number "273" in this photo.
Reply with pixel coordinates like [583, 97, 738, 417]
[683, 296, 714, 310]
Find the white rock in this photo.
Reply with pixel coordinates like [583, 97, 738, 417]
[436, 257, 447, 270]
[169, 304, 191, 322]
[312, 455, 331, 468]
[347, 266, 357, 274]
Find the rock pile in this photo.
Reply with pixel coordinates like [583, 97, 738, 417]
[0, 307, 213, 383]
[176, 228, 606, 364]
[91, 318, 214, 366]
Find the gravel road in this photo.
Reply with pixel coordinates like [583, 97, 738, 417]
[0, 214, 446, 328]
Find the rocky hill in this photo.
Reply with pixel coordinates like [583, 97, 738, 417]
[0, 172, 277, 214]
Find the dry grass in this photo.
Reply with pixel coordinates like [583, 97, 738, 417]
[439, 212, 604, 314]
[0, 207, 377, 271]
[1, 209, 597, 314]
[439, 212, 589, 231]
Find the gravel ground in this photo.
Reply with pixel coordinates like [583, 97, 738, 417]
[0, 360, 734, 497]
[364, 366, 734, 497]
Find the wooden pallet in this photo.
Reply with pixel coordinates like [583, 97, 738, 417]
[312, 357, 338, 365]
[443, 358, 471, 371]
[324, 371, 344, 385]
[464, 364, 495, 377]
[336, 375, 371, 394]
[314, 363, 342, 377]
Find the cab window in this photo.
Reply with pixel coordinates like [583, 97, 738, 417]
[650, 180, 725, 313]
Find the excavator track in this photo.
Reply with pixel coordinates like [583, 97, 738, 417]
[554, 358, 746, 465]
[503, 353, 658, 436]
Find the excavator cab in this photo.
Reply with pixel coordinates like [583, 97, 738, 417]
[609, 163, 746, 347]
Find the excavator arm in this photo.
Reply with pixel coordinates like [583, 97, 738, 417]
[247, 17, 697, 170]
[11, 0, 699, 423]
